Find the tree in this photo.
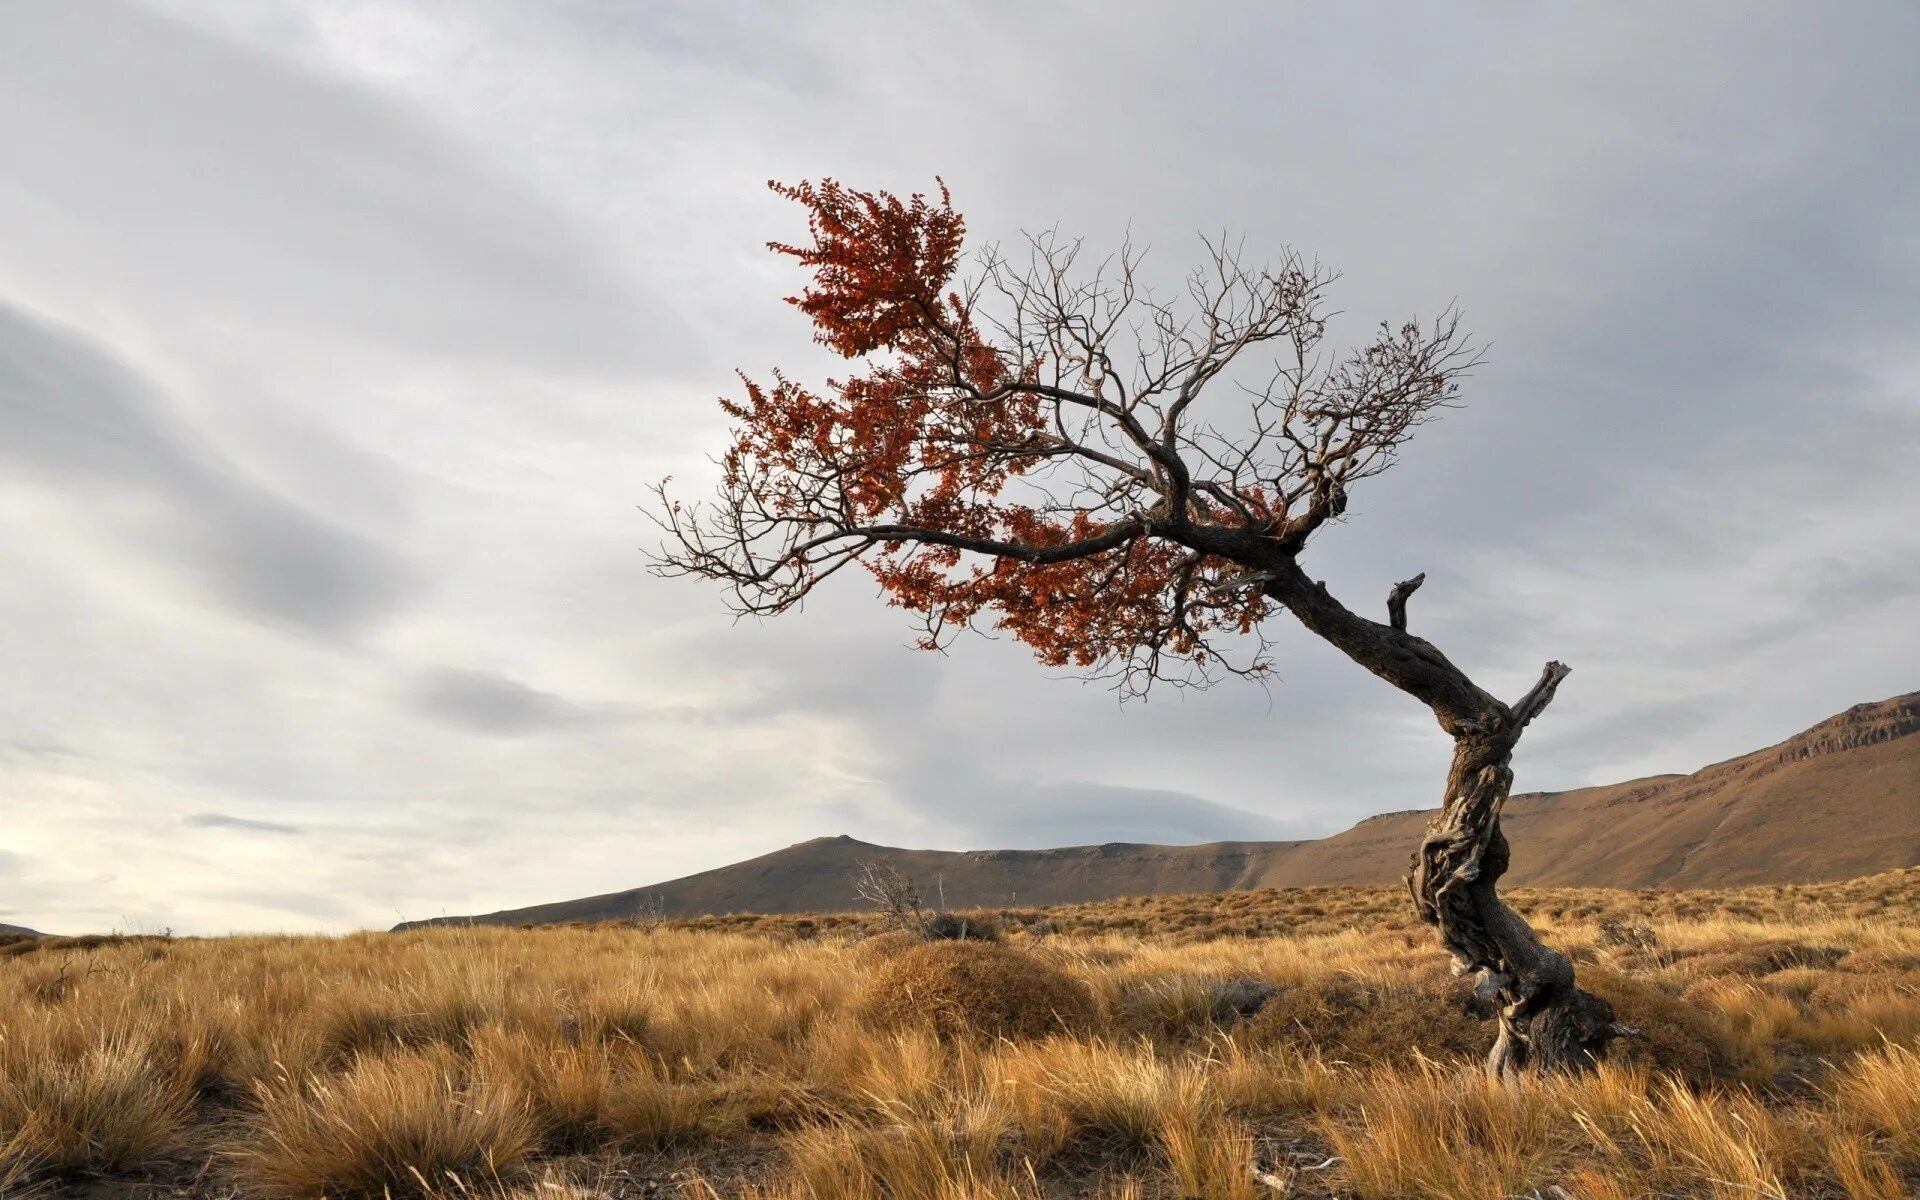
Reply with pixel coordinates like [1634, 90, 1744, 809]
[651, 179, 1636, 1075]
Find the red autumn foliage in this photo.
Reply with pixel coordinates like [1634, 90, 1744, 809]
[655, 178, 1473, 690]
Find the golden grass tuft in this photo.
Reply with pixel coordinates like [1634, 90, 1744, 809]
[0, 1034, 191, 1178]
[1239, 974, 1487, 1064]
[767, 1118, 1031, 1200]
[468, 1027, 711, 1151]
[1832, 1041, 1920, 1161]
[861, 941, 1096, 1041]
[241, 1046, 538, 1199]
[988, 1038, 1194, 1158]
[848, 928, 924, 963]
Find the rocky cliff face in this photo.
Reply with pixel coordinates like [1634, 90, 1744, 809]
[1777, 696, 1920, 763]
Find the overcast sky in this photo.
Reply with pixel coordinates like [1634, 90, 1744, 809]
[3, 2, 1916, 935]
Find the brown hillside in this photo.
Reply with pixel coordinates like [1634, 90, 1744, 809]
[1261, 691, 1920, 889]
[400, 836, 1314, 927]
[398, 690, 1920, 928]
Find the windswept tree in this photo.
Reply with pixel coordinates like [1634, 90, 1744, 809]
[651, 179, 1635, 1075]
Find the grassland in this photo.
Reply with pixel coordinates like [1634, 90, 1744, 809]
[2, 869, 1917, 1199]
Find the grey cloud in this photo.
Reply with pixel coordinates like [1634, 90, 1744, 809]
[665, 621, 947, 729]
[572, 6, 844, 97]
[1667, 551, 1920, 669]
[183, 813, 303, 836]
[0, 850, 24, 878]
[406, 667, 595, 736]
[216, 889, 355, 922]
[914, 778, 1302, 851]
[0, 0, 672, 374]
[1523, 700, 1720, 779]
[0, 738, 86, 764]
[0, 301, 416, 636]
[659, 592, 1448, 843]
[1793, 555, 1920, 615]
[1374, 30, 1919, 567]
[983, 783, 1297, 848]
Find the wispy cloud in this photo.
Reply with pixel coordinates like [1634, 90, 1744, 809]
[0, 301, 417, 638]
[184, 813, 304, 836]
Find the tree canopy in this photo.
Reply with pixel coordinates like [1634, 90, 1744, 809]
[654, 179, 1477, 695]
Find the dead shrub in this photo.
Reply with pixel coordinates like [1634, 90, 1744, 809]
[776, 1118, 1029, 1199]
[860, 942, 1096, 1041]
[468, 1030, 710, 1153]
[1832, 1042, 1920, 1160]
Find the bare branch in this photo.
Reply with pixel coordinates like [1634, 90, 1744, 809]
[1387, 572, 1426, 632]
[653, 180, 1486, 703]
[1511, 661, 1573, 731]
[852, 859, 929, 937]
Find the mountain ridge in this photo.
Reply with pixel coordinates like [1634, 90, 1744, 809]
[396, 690, 1920, 929]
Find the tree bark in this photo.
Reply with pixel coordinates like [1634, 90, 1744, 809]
[1408, 716, 1633, 1076]
[1249, 559, 1632, 1075]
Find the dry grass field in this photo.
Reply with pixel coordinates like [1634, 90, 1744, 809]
[3, 870, 1917, 1200]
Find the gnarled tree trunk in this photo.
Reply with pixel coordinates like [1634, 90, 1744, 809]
[1408, 668, 1633, 1076]
[1260, 563, 1633, 1077]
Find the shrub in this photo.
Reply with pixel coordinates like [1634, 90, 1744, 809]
[860, 942, 1097, 1041]
[1581, 967, 1739, 1084]
[1838, 948, 1920, 974]
[1114, 976, 1278, 1039]
[1673, 939, 1848, 978]
[1804, 965, 1920, 1008]
[850, 929, 923, 964]
[1241, 976, 1488, 1064]
[923, 912, 1000, 942]
[1596, 917, 1659, 953]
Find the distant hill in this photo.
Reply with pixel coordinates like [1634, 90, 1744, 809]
[396, 690, 1920, 929]
[0, 923, 44, 938]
